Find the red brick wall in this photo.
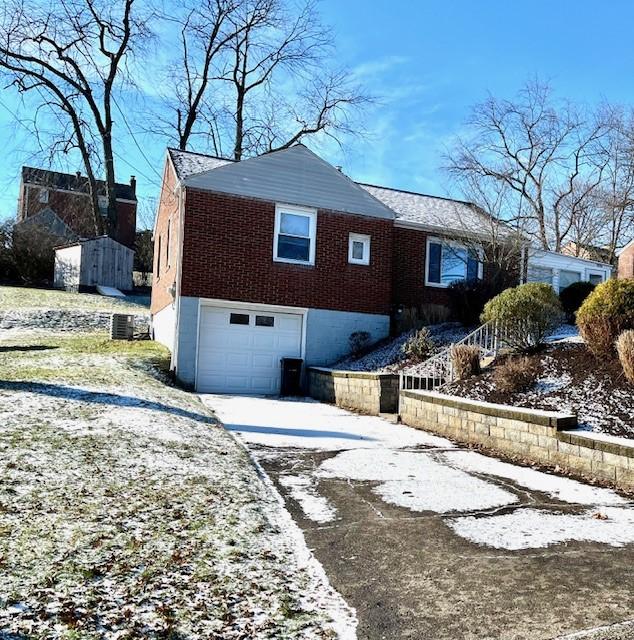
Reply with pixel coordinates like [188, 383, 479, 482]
[179, 189, 393, 315]
[392, 226, 451, 307]
[150, 162, 179, 314]
[618, 244, 634, 279]
[21, 184, 136, 247]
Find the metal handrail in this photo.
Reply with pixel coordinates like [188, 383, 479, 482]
[399, 319, 507, 395]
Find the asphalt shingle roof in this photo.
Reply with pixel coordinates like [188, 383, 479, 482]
[168, 148, 232, 180]
[358, 183, 493, 235]
[21, 167, 137, 201]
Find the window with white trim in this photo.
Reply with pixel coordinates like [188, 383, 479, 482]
[588, 272, 604, 285]
[39, 189, 49, 204]
[273, 204, 316, 265]
[348, 233, 370, 265]
[426, 238, 482, 287]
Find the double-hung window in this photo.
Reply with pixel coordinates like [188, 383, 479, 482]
[426, 238, 482, 287]
[273, 204, 316, 265]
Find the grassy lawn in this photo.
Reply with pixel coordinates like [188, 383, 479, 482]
[0, 329, 340, 639]
[0, 285, 149, 313]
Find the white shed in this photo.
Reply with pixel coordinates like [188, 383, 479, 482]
[526, 249, 613, 294]
[54, 236, 134, 292]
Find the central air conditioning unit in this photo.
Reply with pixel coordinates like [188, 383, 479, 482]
[110, 313, 134, 340]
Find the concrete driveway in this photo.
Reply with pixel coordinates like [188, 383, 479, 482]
[202, 395, 634, 640]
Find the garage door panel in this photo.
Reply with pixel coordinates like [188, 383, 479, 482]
[197, 306, 303, 394]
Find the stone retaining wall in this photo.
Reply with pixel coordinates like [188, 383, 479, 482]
[400, 390, 634, 491]
[308, 368, 399, 415]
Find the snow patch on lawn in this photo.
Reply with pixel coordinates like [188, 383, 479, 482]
[279, 474, 338, 523]
[447, 507, 634, 550]
[317, 449, 518, 513]
[441, 450, 627, 506]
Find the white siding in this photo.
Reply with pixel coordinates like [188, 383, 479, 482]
[152, 304, 176, 352]
[527, 250, 613, 293]
[54, 245, 82, 290]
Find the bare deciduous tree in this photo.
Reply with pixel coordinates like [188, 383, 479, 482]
[0, 0, 150, 233]
[445, 80, 611, 252]
[155, 0, 369, 159]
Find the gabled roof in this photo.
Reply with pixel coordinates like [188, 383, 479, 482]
[168, 148, 233, 181]
[182, 145, 395, 220]
[17, 207, 78, 240]
[21, 167, 137, 201]
[358, 183, 495, 235]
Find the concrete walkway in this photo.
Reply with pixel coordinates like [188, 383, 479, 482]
[202, 395, 634, 640]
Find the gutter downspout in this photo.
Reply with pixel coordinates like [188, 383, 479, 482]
[171, 184, 185, 375]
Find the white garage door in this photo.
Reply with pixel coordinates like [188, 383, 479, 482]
[196, 306, 303, 394]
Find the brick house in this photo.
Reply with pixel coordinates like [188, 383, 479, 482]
[17, 167, 137, 248]
[617, 239, 634, 279]
[151, 144, 518, 393]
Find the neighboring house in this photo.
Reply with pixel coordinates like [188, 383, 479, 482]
[526, 249, 612, 293]
[617, 239, 634, 279]
[16, 166, 137, 248]
[560, 241, 612, 265]
[151, 144, 611, 394]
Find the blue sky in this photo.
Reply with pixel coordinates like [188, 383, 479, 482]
[2, 0, 634, 226]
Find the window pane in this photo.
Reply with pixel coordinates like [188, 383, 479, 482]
[280, 212, 310, 237]
[352, 241, 365, 260]
[229, 313, 249, 325]
[256, 315, 274, 327]
[560, 270, 581, 290]
[589, 274, 603, 285]
[441, 246, 467, 285]
[277, 235, 310, 262]
[428, 242, 442, 283]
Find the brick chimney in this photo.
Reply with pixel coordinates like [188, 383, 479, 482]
[130, 175, 136, 194]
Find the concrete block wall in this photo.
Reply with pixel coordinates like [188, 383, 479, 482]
[400, 390, 634, 491]
[309, 367, 399, 415]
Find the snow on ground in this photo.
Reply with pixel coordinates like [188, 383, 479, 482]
[209, 396, 634, 552]
[278, 474, 338, 523]
[440, 450, 626, 506]
[318, 449, 518, 513]
[1, 330, 352, 639]
[207, 394, 454, 451]
[447, 507, 634, 550]
[331, 322, 471, 373]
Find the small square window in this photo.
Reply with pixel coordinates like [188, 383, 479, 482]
[348, 233, 370, 265]
[39, 189, 49, 204]
[255, 315, 275, 327]
[229, 313, 250, 325]
[588, 273, 604, 285]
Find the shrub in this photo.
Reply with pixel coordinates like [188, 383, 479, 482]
[349, 331, 371, 356]
[480, 282, 564, 352]
[493, 356, 539, 393]
[446, 280, 498, 326]
[577, 279, 634, 357]
[616, 330, 634, 383]
[401, 327, 434, 361]
[10, 223, 59, 284]
[559, 281, 595, 321]
[450, 344, 481, 380]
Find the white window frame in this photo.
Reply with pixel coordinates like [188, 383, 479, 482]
[424, 237, 483, 288]
[39, 188, 49, 204]
[348, 233, 371, 265]
[273, 204, 317, 266]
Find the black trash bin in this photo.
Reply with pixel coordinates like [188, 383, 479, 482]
[280, 357, 303, 396]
